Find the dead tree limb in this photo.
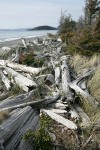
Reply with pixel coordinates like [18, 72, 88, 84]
[5, 67, 37, 92]
[61, 56, 73, 101]
[0, 70, 11, 90]
[69, 70, 98, 105]
[42, 109, 77, 130]
[0, 93, 60, 112]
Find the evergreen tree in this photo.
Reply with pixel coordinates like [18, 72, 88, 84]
[84, 0, 100, 25]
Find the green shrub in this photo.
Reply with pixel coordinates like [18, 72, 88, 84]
[19, 52, 45, 67]
[24, 114, 52, 150]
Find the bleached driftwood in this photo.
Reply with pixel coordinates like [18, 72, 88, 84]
[0, 106, 32, 144]
[12, 48, 19, 63]
[49, 102, 68, 110]
[0, 60, 45, 75]
[0, 93, 60, 112]
[6, 61, 45, 75]
[55, 67, 61, 86]
[17, 115, 39, 150]
[0, 90, 37, 109]
[69, 70, 98, 105]
[42, 109, 77, 130]
[21, 38, 27, 49]
[0, 70, 11, 90]
[61, 56, 73, 101]
[5, 67, 37, 92]
[50, 57, 61, 86]
[48, 108, 68, 114]
[74, 104, 91, 127]
[4, 109, 39, 150]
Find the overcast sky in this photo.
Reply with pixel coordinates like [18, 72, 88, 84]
[0, 0, 85, 29]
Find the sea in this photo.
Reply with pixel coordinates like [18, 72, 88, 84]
[0, 29, 57, 42]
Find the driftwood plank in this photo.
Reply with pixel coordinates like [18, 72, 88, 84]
[0, 70, 11, 90]
[5, 67, 37, 92]
[0, 106, 32, 144]
[69, 70, 98, 105]
[0, 90, 37, 109]
[61, 56, 73, 102]
[42, 109, 77, 130]
[5, 109, 39, 150]
[0, 93, 60, 112]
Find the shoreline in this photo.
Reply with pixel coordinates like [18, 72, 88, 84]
[0, 35, 47, 50]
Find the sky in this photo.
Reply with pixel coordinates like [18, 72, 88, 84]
[0, 0, 85, 29]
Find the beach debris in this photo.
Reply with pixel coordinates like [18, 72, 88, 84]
[0, 34, 99, 149]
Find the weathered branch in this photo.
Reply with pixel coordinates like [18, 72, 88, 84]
[42, 109, 77, 130]
[61, 56, 73, 101]
[0, 70, 11, 90]
[5, 67, 37, 92]
[0, 93, 60, 112]
[69, 70, 98, 105]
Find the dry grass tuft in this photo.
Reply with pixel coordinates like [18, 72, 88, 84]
[88, 66, 100, 103]
[72, 54, 100, 75]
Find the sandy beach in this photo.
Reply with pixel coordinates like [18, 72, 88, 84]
[0, 36, 46, 49]
[0, 35, 48, 56]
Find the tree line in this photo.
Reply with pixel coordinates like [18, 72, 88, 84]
[58, 0, 100, 55]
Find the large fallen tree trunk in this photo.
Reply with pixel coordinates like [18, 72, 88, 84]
[61, 56, 73, 102]
[42, 109, 77, 130]
[0, 106, 33, 146]
[50, 57, 61, 86]
[0, 60, 45, 75]
[4, 109, 39, 150]
[0, 93, 60, 112]
[5, 67, 37, 92]
[0, 90, 37, 109]
[17, 116, 39, 150]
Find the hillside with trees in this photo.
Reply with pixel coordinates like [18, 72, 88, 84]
[29, 25, 57, 30]
[58, 0, 100, 55]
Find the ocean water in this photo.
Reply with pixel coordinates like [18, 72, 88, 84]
[0, 29, 57, 42]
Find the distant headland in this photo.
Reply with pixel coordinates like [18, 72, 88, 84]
[28, 25, 57, 31]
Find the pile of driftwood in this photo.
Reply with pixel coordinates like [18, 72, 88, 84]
[0, 36, 99, 150]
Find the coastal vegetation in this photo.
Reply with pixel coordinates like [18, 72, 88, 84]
[58, 0, 100, 55]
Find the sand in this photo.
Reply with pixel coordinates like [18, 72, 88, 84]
[0, 35, 49, 58]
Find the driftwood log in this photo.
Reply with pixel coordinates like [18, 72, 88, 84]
[4, 109, 39, 150]
[61, 56, 73, 102]
[0, 93, 60, 112]
[69, 70, 98, 105]
[5, 67, 37, 92]
[0, 70, 11, 90]
[42, 109, 77, 130]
